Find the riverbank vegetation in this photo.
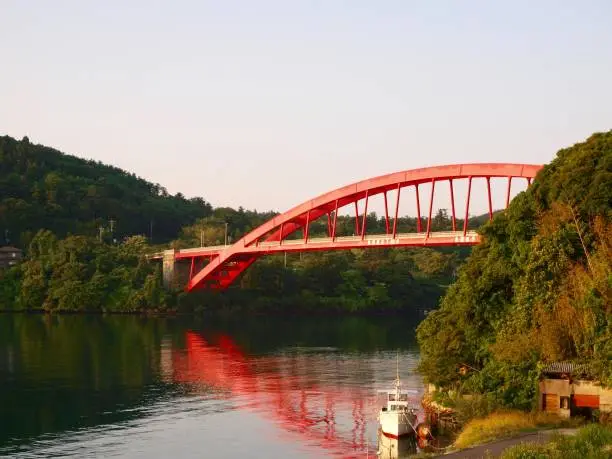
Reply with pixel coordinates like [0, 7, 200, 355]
[0, 231, 172, 312]
[0, 227, 462, 313]
[174, 246, 460, 314]
[417, 130, 612, 409]
[172, 209, 468, 313]
[454, 411, 575, 449]
[500, 423, 612, 458]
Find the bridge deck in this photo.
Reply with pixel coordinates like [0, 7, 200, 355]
[151, 231, 480, 260]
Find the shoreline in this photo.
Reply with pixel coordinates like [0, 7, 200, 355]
[0, 308, 432, 318]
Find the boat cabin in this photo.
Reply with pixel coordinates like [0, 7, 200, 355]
[380, 387, 417, 413]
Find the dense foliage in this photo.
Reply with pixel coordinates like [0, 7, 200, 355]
[0, 225, 463, 313]
[0, 231, 172, 312]
[0, 216, 464, 313]
[178, 247, 459, 314]
[501, 423, 612, 458]
[170, 209, 468, 313]
[417, 131, 612, 408]
[0, 135, 213, 245]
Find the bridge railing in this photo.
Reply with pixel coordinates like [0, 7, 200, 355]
[148, 230, 481, 260]
[254, 230, 479, 247]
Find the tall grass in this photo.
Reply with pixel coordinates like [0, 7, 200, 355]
[454, 410, 569, 449]
[501, 423, 612, 458]
[451, 393, 500, 424]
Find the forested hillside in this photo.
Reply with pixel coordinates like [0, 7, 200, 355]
[417, 130, 612, 408]
[0, 135, 213, 245]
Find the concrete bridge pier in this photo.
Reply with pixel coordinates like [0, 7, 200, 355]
[162, 249, 177, 290]
[162, 249, 190, 290]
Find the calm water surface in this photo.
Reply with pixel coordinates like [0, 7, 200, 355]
[0, 314, 427, 458]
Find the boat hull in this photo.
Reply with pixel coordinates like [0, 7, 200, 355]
[379, 411, 416, 438]
[377, 429, 417, 458]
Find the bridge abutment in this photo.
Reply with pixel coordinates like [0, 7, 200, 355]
[162, 249, 191, 290]
[162, 249, 177, 289]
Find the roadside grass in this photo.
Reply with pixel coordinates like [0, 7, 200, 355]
[454, 410, 578, 449]
[500, 423, 612, 458]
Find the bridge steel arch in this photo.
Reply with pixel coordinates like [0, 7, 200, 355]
[186, 163, 542, 291]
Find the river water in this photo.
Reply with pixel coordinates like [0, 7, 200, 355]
[0, 314, 429, 458]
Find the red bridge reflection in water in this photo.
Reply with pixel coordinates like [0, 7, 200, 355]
[164, 331, 420, 458]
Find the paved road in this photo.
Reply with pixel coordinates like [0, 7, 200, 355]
[438, 428, 577, 458]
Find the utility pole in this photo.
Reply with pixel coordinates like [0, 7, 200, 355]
[224, 222, 228, 246]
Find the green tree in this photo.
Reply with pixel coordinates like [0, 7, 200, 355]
[417, 130, 612, 406]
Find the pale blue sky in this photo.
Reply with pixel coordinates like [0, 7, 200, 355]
[2, 0, 611, 216]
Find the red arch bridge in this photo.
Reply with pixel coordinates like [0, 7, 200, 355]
[153, 163, 542, 291]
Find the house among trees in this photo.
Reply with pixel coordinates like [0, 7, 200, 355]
[539, 362, 612, 419]
[0, 246, 23, 269]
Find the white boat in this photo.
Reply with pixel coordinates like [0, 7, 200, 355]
[378, 356, 419, 439]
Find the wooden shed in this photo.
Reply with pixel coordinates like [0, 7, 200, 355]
[539, 362, 612, 419]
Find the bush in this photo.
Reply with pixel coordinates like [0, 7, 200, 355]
[454, 411, 567, 449]
[501, 423, 612, 458]
[452, 394, 501, 425]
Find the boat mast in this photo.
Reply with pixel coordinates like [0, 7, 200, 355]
[396, 352, 399, 382]
[395, 351, 401, 396]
